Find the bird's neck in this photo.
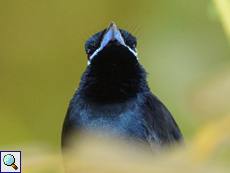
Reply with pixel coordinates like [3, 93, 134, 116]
[78, 60, 149, 103]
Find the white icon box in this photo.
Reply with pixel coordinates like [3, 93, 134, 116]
[1, 151, 21, 173]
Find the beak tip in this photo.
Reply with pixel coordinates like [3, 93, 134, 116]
[108, 21, 117, 29]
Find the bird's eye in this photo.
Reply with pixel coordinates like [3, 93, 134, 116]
[133, 44, 137, 52]
[87, 53, 92, 60]
[87, 50, 93, 60]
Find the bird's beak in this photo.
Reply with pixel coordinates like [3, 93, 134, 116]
[100, 22, 126, 50]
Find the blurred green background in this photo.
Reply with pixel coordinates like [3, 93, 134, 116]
[1, 0, 230, 172]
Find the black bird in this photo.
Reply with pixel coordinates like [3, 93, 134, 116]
[62, 22, 183, 153]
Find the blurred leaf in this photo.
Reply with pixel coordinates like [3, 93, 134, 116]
[189, 113, 230, 162]
[213, 0, 230, 44]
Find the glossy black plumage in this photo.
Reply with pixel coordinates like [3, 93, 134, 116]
[62, 22, 183, 152]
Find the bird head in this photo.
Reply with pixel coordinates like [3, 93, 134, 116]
[85, 22, 138, 66]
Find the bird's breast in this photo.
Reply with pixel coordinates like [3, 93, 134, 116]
[79, 109, 146, 140]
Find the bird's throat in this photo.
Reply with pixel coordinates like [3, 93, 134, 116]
[79, 45, 149, 103]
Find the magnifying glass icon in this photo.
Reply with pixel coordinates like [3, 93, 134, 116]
[3, 154, 18, 170]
